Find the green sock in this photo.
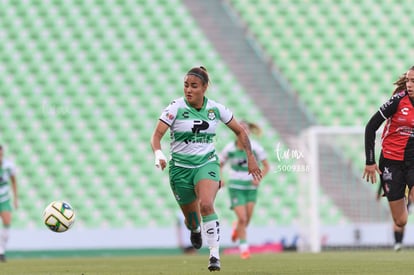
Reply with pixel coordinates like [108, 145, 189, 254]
[185, 211, 200, 232]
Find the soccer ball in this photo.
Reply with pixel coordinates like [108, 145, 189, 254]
[42, 201, 76, 233]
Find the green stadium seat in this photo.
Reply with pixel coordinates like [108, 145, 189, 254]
[0, 0, 300, 229]
[229, 0, 410, 131]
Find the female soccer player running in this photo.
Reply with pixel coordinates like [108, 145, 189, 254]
[364, 66, 414, 251]
[219, 121, 269, 259]
[151, 66, 262, 271]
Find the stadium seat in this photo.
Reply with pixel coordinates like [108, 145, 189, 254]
[226, 0, 414, 224]
[0, 0, 304, 229]
[229, 0, 410, 128]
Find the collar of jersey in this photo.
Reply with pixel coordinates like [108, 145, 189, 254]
[184, 96, 208, 111]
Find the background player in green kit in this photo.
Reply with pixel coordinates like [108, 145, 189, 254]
[0, 145, 18, 261]
[219, 121, 269, 259]
[150, 66, 262, 271]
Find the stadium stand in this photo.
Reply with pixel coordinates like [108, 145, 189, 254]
[1, 0, 338, 229]
[226, 0, 409, 222]
[228, 0, 411, 126]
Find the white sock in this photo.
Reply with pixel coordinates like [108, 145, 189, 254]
[240, 242, 249, 253]
[0, 227, 10, 255]
[203, 220, 220, 259]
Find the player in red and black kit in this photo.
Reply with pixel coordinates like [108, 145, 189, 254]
[364, 66, 414, 251]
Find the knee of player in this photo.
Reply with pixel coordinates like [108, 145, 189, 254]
[199, 201, 214, 215]
[238, 216, 249, 226]
[394, 217, 407, 227]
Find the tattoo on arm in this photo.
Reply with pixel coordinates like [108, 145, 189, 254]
[239, 132, 253, 155]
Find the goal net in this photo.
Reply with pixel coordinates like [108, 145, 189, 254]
[297, 126, 391, 253]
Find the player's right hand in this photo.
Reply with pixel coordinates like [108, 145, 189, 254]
[154, 150, 167, 171]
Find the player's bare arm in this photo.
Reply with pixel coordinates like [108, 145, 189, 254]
[226, 118, 262, 181]
[150, 120, 169, 170]
[10, 175, 18, 209]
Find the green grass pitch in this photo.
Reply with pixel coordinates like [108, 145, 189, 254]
[2, 250, 414, 275]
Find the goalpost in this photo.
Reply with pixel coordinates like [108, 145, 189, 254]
[297, 126, 390, 253]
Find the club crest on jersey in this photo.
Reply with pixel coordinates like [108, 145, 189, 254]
[207, 109, 216, 120]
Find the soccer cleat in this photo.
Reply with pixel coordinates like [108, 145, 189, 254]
[394, 243, 402, 252]
[240, 251, 250, 259]
[208, 256, 221, 271]
[190, 231, 202, 249]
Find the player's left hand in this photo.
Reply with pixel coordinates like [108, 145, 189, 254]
[247, 156, 262, 182]
[363, 164, 381, 184]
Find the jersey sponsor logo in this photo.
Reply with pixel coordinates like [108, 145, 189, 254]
[182, 111, 189, 118]
[207, 109, 216, 120]
[183, 134, 214, 144]
[184, 139, 208, 144]
[237, 159, 247, 166]
[165, 112, 174, 120]
[401, 107, 409, 115]
[380, 99, 394, 111]
[382, 167, 392, 181]
[182, 120, 212, 144]
[192, 120, 209, 133]
[208, 171, 216, 177]
[183, 137, 214, 144]
[396, 126, 414, 137]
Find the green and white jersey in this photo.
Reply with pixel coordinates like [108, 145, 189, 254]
[220, 140, 266, 190]
[159, 97, 233, 168]
[0, 159, 16, 203]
